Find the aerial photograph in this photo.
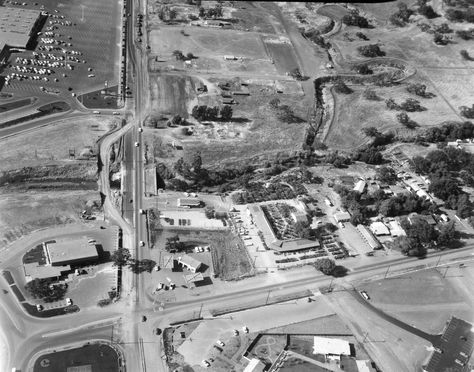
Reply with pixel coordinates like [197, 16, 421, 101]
[0, 0, 473, 371]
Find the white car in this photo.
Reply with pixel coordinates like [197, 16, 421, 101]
[216, 340, 225, 347]
[139, 241, 145, 247]
[65, 298, 72, 305]
[202, 360, 210, 368]
[36, 304, 43, 312]
[243, 326, 249, 333]
[93, 110, 100, 114]
[138, 127, 143, 133]
[233, 329, 239, 336]
[134, 142, 140, 147]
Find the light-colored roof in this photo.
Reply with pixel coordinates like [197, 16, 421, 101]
[23, 263, 70, 280]
[356, 225, 381, 249]
[313, 336, 351, 356]
[356, 360, 377, 372]
[388, 220, 405, 237]
[243, 358, 266, 372]
[334, 211, 351, 223]
[184, 272, 204, 283]
[177, 198, 201, 206]
[370, 221, 390, 236]
[272, 238, 320, 252]
[353, 180, 366, 193]
[46, 238, 98, 265]
[291, 211, 307, 223]
[0, 6, 41, 48]
[178, 254, 202, 269]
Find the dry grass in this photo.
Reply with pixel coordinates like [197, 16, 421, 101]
[0, 190, 97, 249]
[0, 116, 116, 172]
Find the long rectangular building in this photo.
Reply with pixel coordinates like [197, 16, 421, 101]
[46, 238, 98, 266]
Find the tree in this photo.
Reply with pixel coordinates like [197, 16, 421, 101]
[172, 50, 185, 60]
[128, 259, 156, 274]
[434, 33, 449, 45]
[437, 221, 457, 247]
[397, 111, 418, 129]
[456, 29, 474, 40]
[165, 235, 185, 252]
[406, 83, 433, 98]
[418, 4, 438, 19]
[333, 79, 352, 94]
[363, 88, 378, 100]
[376, 166, 398, 184]
[25, 279, 68, 303]
[342, 10, 370, 28]
[435, 23, 453, 34]
[198, 6, 205, 18]
[460, 50, 474, 61]
[385, 98, 400, 110]
[460, 105, 474, 119]
[429, 177, 462, 201]
[390, 2, 414, 26]
[314, 258, 336, 275]
[111, 248, 131, 266]
[169, 8, 178, 20]
[356, 64, 373, 75]
[362, 127, 381, 137]
[357, 44, 385, 57]
[400, 98, 425, 112]
[269, 98, 280, 108]
[192, 152, 202, 172]
[204, 206, 215, 219]
[393, 236, 426, 257]
[220, 105, 233, 121]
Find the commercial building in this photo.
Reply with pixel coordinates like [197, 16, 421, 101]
[243, 358, 266, 372]
[356, 225, 381, 250]
[177, 198, 202, 208]
[423, 317, 473, 372]
[369, 221, 390, 236]
[23, 263, 70, 282]
[271, 238, 321, 253]
[178, 255, 202, 273]
[334, 211, 351, 223]
[46, 238, 98, 266]
[313, 336, 351, 361]
[0, 6, 45, 62]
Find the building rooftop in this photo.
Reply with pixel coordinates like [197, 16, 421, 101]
[243, 358, 266, 372]
[178, 254, 202, 269]
[272, 238, 320, 252]
[334, 211, 351, 223]
[184, 272, 204, 283]
[353, 180, 367, 193]
[46, 238, 98, 265]
[424, 317, 473, 372]
[388, 220, 405, 237]
[313, 336, 351, 356]
[409, 213, 437, 225]
[177, 198, 202, 207]
[370, 221, 390, 236]
[23, 263, 70, 281]
[356, 225, 381, 249]
[0, 6, 42, 48]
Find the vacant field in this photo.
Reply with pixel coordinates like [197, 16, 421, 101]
[33, 343, 119, 372]
[149, 26, 276, 75]
[149, 75, 198, 119]
[2, 0, 120, 97]
[267, 314, 352, 335]
[425, 69, 474, 110]
[230, 3, 279, 34]
[0, 116, 116, 171]
[263, 38, 299, 75]
[324, 83, 460, 150]
[0, 97, 36, 113]
[0, 190, 97, 249]
[362, 269, 473, 333]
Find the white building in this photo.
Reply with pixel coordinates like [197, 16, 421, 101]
[353, 180, 367, 194]
[178, 255, 202, 273]
[369, 221, 390, 236]
[313, 336, 351, 360]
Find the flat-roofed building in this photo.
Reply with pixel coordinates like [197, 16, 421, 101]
[0, 6, 43, 49]
[423, 317, 473, 372]
[388, 220, 405, 237]
[370, 221, 390, 236]
[178, 255, 202, 273]
[334, 211, 351, 223]
[271, 238, 321, 253]
[353, 180, 367, 194]
[243, 358, 266, 372]
[177, 198, 202, 208]
[23, 262, 71, 282]
[46, 238, 98, 266]
[313, 336, 351, 358]
[357, 225, 381, 250]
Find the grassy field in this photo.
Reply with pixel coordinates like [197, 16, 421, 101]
[0, 97, 36, 112]
[0, 190, 97, 249]
[324, 83, 460, 150]
[362, 269, 473, 333]
[0, 116, 116, 171]
[33, 343, 119, 372]
[263, 38, 299, 75]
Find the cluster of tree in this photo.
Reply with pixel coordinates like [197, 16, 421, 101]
[303, 29, 330, 49]
[25, 279, 68, 303]
[333, 79, 353, 94]
[158, 5, 178, 21]
[393, 217, 459, 257]
[165, 235, 186, 252]
[356, 32, 369, 41]
[172, 50, 196, 61]
[111, 248, 156, 273]
[378, 193, 435, 217]
[361, 128, 394, 148]
[198, 4, 223, 18]
[313, 258, 336, 275]
[269, 98, 303, 123]
[417, 0, 439, 19]
[357, 44, 385, 58]
[324, 151, 352, 168]
[456, 28, 474, 40]
[167, 114, 187, 127]
[460, 50, 474, 61]
[412, 147, 474, 215]
[289, 68, 309, 81]
[385, 98, 426, 112]
[397, 112, 418, 129]
[363, 88, 379, 101]
[445, 7, 474, 23]
[420, 121, 474, 143]
[460, 104, 474, 119]
[390, 2, 414, 26]
[434, 32, 450, 45]
[376, 166, 398, 184]
[352, 146, 384, 165]
[342, 10, 371, 28]
[191, 105, 233, 121]
[406, 83, 435, 98]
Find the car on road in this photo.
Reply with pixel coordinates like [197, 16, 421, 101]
[65, 298, 72, 305]
[138, 127, 143, 132]
[360, 290, 370, 300]
[134, 142, 139, 147]
[139, 209, 146, 214]
[92, 110, 100, 114]
[216, 340, 225, 347]
[139, 241, 145, 247]
[113, 111, 120, 115]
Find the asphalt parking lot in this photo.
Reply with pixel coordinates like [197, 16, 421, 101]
[2, 0, 120, 99]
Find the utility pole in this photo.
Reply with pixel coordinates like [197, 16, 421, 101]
[198, 303, 204, 318]
[384, 265, 391, 279]
[443, 266, 449, 278]
[435, 255, 442, 268]
[265, 289, 271, 305]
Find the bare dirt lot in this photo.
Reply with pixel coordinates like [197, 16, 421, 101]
[0, 190, 98, 249]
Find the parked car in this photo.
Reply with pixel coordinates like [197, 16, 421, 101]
[243, 326, 249, 333]
[65, 298, 72, 305]
[360, 290, 370, 300]
[216, 340, 225, 347]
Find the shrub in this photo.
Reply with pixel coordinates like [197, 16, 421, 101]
[333, 80, 352, 94]
[342, 10, 371, 28]
[363, 88, 379, 100]
[357, 44, 385, 57]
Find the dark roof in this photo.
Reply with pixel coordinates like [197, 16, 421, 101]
[424, 317, 474, 372]
[272, 238, 320, 252]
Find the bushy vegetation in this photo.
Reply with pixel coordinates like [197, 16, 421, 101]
[456, 28, 474, 40]
[460, 105, 474, 119]
[25, 279, 68, 303]
[191, 105, 233, 121]
[390, 2, 414, 26]
[357, 44, 385, 58]
[333, 79, 353, 94]
[363, 88, 379, 100]
[342, 10, 371, 28]
[418, 0, 439, 19]
[406, 83, 435, 98]
[420, 121, 474, 142]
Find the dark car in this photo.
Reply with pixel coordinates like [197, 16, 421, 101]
[155, 328, 162, 335]
[142, 315, 147, 322]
